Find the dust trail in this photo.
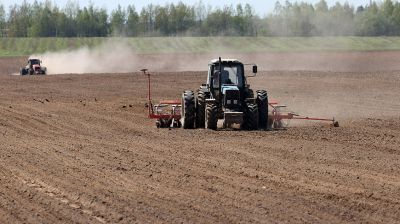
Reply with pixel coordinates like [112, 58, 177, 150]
[29, 38, 400, 75]
[29, 40, 212, 74]
[30, 40, 140, 74]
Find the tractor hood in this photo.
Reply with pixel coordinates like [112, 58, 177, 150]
[221, 85, 239, 94]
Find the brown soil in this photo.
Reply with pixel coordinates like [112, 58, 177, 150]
[0, 54, 400, 223]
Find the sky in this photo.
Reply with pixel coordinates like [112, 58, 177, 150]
[0, 0, 373, 16]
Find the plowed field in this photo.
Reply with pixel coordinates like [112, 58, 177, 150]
[1, 53, 400, 223]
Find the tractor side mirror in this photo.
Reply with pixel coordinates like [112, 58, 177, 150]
[253, 65, 258, 74]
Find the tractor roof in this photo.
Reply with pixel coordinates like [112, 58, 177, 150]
[210, 59, 241, 64]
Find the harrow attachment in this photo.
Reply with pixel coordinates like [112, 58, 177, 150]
[152, 100, 182, 128]
[268, 100, 339, 129]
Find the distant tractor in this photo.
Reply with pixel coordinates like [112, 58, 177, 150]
[181, 58, 268, 130]
[20, 59, 47, 75]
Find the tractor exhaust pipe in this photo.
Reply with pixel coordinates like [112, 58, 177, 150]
[219, 57, 222, 102]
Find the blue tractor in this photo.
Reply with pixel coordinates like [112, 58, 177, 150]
[181, 58, 268, 130]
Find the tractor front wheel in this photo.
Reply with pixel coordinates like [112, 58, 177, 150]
[20, 68, 27, 76]
[181, 90, 196, 129]
[196, 89, 206, 128]
[205, 102, 218, 130]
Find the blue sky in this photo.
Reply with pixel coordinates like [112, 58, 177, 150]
[1, 0, 371, 16]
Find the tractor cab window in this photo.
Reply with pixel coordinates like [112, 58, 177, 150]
[212, 64, 244, 88]
[29, 59, 40, 66]
[212, 71, 220, 88]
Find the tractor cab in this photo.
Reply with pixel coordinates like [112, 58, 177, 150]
[28, 59, 41, 68]
[208, 60, 246, 111]
[207, 58, 257, 107]
[208, 59, 245, 90]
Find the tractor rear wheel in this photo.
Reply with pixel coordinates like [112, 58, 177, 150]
[256, 90, 269, 129]
[243, 102, 259, 130]
[205, 102, 218, 130]
[182, 90, 196, 129]
[196, 89, 206, 128]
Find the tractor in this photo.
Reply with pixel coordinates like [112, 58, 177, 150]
[181, 58, 268, 130]
[20, 59, 47, 75]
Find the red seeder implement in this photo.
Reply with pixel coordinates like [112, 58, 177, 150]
[142, 69, 339, 129]
[142, 69, 182, 128]
[268, 99, 339, 129]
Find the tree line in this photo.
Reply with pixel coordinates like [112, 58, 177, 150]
[267, 0, 400, 36]
[1, 0, 400, 37]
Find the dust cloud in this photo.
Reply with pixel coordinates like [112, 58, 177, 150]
[29, 40, 400, 75]
[31, 40, 141, 74]
[30, 40, 214, 74]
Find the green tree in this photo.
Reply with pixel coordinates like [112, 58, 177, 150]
[286, 3, 315, 36]
[244, 4, 257, 36]
[154, 5, 169, 35]
[168, 2, 195, 35]
[192, 1, 209, 35]
[8, 1, 33, 37]
[76, 5, 108, 37]
[327, 2, 355, 36]
[205, 5, 235, 35]
[0, 4, 6, 37]
[391, 3, 400, 35]
[355, 2, 384, 36]
[381, 0, 396, 35]
[313, 0, 329, 35]
[126, 5, 140, 36]
[139, 4, 156, 35]
[315, 0, 328, 12]
[110, 5, 127, 36]
[62, 0, 79, 37]
[233, 4, 246, 35]
[28, 1, 59, 37]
